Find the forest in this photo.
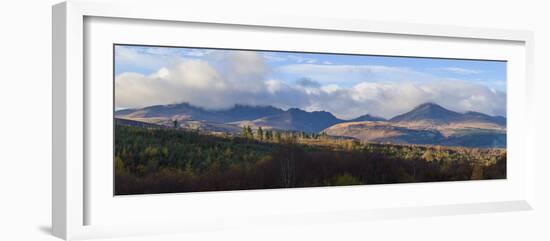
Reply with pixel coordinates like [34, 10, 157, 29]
[114, 124, 506, 195]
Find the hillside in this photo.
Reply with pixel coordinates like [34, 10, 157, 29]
[349, 114, 386, 122]
[324, 103, 506, 148]
[116, 103, 285, 123]
[116, 102, 506, 148]
[115, 124, 506, 194]
[390, 103, 505, 127]
[231, 108, 343, 133]
[323, 121, 445, 145]
[390, 102, 463, 123]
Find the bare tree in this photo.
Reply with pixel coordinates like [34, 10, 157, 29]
[278, 139, 297, 188]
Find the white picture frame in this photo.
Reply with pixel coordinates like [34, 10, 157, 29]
[52, 0, 535, 240]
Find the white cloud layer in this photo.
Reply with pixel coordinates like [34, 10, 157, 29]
[278, 63, 437, 85]
[116, 51, 506, 119]
[438, 67, 481, 75]
[116, 51, 310, 112]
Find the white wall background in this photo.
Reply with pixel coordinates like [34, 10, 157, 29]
[0, 0, 548, 240]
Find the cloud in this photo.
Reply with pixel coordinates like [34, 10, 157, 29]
[281, 64, 408, 75]
[437, 67, 482, 75]
[280, 79, 504, 119]
[286, 55, 319, 64]
[342, 80, 506, 118]
[296, 77, 321, 88]
[116, 49, 506, 120]
[116, 51, 310, 111]
[261, 52, 287, 62]
[258, 52, 320, 64]
[278, 64, 433, 85]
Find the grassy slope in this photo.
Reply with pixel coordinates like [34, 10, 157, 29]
[324, 120, 506, 148]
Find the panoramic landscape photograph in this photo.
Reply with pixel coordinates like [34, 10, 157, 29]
[114, 44, 507, 195]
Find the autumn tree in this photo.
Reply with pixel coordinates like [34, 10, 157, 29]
[275, 131, 282, 143]
[471, 165, 483, 180]
[241, 126, 248, 138]
[247, 126, 253, 139]
[265, 130, 273, 140]
[422, 149, 434, 162]
[241, 125, 254, 139]
[257, 127, 264, 141]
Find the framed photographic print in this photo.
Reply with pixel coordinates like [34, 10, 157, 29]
[53, 0, 535, 240]
[113, 44, 508, 195]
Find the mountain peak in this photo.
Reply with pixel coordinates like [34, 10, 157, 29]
[350, 114, 386, 122]
[233, 104, 278, 110]
[390, 102, 461, 123]
[389, 102, 506, 126]
[287, 107, 305, 113]
[413, 102, 444, 110]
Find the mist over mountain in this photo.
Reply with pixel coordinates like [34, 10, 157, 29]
[117, 103, 284, 123]
[116, 103, 346, 133]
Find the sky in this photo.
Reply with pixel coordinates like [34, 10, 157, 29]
[114, 45, 507, 119]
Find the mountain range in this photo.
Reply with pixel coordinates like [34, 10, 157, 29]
[115, 102, 385, 133]
[324, 103, 506, 148]
[115, 102, 506, 148]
